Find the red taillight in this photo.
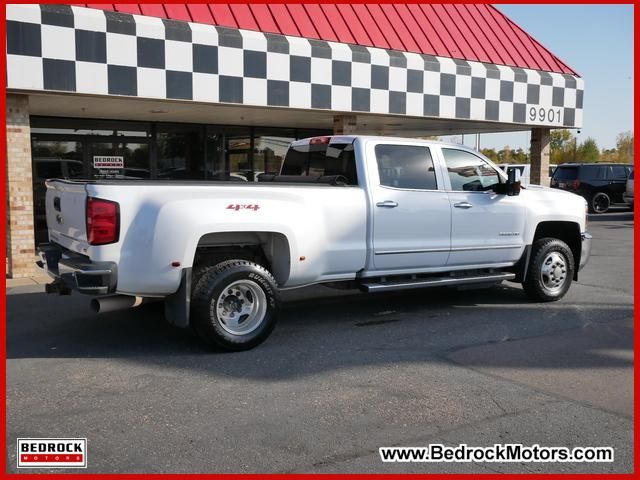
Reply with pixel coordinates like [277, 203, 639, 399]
[86, 197, 120, 245]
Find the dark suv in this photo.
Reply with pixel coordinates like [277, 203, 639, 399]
[551, 163, 633, 213]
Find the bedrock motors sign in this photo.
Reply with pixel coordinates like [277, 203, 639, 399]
[17, 439, 87, 468]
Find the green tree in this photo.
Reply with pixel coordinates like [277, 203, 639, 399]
[480, 148, 498, 162]
[600, 148, 618, 162]
[616, 131, 634, 163]
[512, 148, 529, 164]
[549, 129, 575, 164]
[550, 129, 572, 152]
[577, 137, 600, 162]
[496, 146, 513, 163]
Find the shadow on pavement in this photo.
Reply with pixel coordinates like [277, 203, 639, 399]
[6, 282, 633, 380]
[587, 211, 633, 222]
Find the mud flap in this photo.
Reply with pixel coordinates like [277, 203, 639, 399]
[164, 268, 191, 328]
[512, 245, 532, 283]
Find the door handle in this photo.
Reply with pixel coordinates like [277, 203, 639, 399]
[376, 200, 399, 208]
[454, 202, 473, 209]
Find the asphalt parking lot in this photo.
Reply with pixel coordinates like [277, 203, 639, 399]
[6, 209, 634, 473]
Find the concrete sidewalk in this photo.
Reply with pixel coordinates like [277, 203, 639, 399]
[6, 274, 50, 289]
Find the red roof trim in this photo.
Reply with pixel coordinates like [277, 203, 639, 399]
[73, 3, 578, 75]
[446, 4, 491, 64]
[336, 4, 372, 47]
[319, 4, 356, 45]
[350, 4, 388, 50]
[229, 4, 258, 32]
[302, 4, 338, 42]
[248, 4, 279, 35]
[286, 4, 319, 40]
[268, 4, 299, 37]
[365, 4, 405, 52]
[209, 4, 237, 29]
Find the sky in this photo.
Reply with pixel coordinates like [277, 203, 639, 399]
[441, 4, 634, 151]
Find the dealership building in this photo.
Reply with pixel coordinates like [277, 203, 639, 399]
[6, 3, 583, 277]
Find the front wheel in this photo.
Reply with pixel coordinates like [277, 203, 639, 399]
[522, 238, 574, 302]
[191, 260, 279, 351]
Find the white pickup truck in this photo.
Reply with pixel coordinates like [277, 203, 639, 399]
[38, 136, 592, 351]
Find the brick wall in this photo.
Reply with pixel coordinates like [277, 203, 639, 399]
[6, 93, 36, 278]
[530, 127, 551, 187]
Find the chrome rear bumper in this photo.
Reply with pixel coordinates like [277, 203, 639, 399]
[37, 243, 117, 295]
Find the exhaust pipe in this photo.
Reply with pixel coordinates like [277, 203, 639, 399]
[90, 295, 152, 314]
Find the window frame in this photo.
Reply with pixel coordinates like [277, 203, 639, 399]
[370, 141, 441, 192]
[438, 146, 506, 193]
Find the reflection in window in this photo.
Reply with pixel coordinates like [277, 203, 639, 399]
[31, 140, 84, 244]
[442, 148, 500, 192]
[282, 142, 358, 185]
[375, 144, 437, 190]
[157, 126, 203, 180]
[254, 135, 294, 179]
[227, 136, 251, 181]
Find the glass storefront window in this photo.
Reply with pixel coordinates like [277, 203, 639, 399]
[227, 135, 252, 181]
[205, 126, 252, 181]
[31, 139, 84, 244]
[157, 125, 204, 180]
[28, 118, 331, 245]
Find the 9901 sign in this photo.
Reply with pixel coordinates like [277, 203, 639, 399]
[529, 107, 562, 124]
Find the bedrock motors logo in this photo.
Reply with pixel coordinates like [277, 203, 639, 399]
[17, 438, 87, 468]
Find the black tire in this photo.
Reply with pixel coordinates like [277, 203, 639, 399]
[191, 260, 279, 351]
[589, 191, 610, 214]
[522, 238, 574, 302]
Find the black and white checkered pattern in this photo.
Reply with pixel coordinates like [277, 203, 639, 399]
[7, 4, 583, 128]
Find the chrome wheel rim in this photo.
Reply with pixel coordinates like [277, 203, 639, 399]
[215, 280, 267, 335]
[540, 252, 568, 293]
[593, 194, 609, 213]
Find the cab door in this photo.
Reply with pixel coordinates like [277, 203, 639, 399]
[439, 147, 526, 267]
[367, 142, 451, 271]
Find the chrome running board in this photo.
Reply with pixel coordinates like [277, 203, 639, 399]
[360, 272, 516, 293]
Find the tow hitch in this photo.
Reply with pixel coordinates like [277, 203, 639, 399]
[44, 280, 72, 295]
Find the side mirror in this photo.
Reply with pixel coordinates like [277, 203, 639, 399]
[506, 167, 521, 196]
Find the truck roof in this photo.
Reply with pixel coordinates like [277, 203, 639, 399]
[556, 162, 632, 167]
[291, 135, 475, 150]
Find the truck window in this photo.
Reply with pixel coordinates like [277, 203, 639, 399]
[375, 145, 437, 190]
[580, 165, 607, 180]
[611, 165, 629, 179]
[442, 148, 500, 192]
[553, 166, 578, 180]
[281, 142, 358, 185]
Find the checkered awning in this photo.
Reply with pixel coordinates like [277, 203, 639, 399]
[6, 4, 583, 128]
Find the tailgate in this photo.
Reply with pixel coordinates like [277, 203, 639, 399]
[45, 180, 89, 252]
